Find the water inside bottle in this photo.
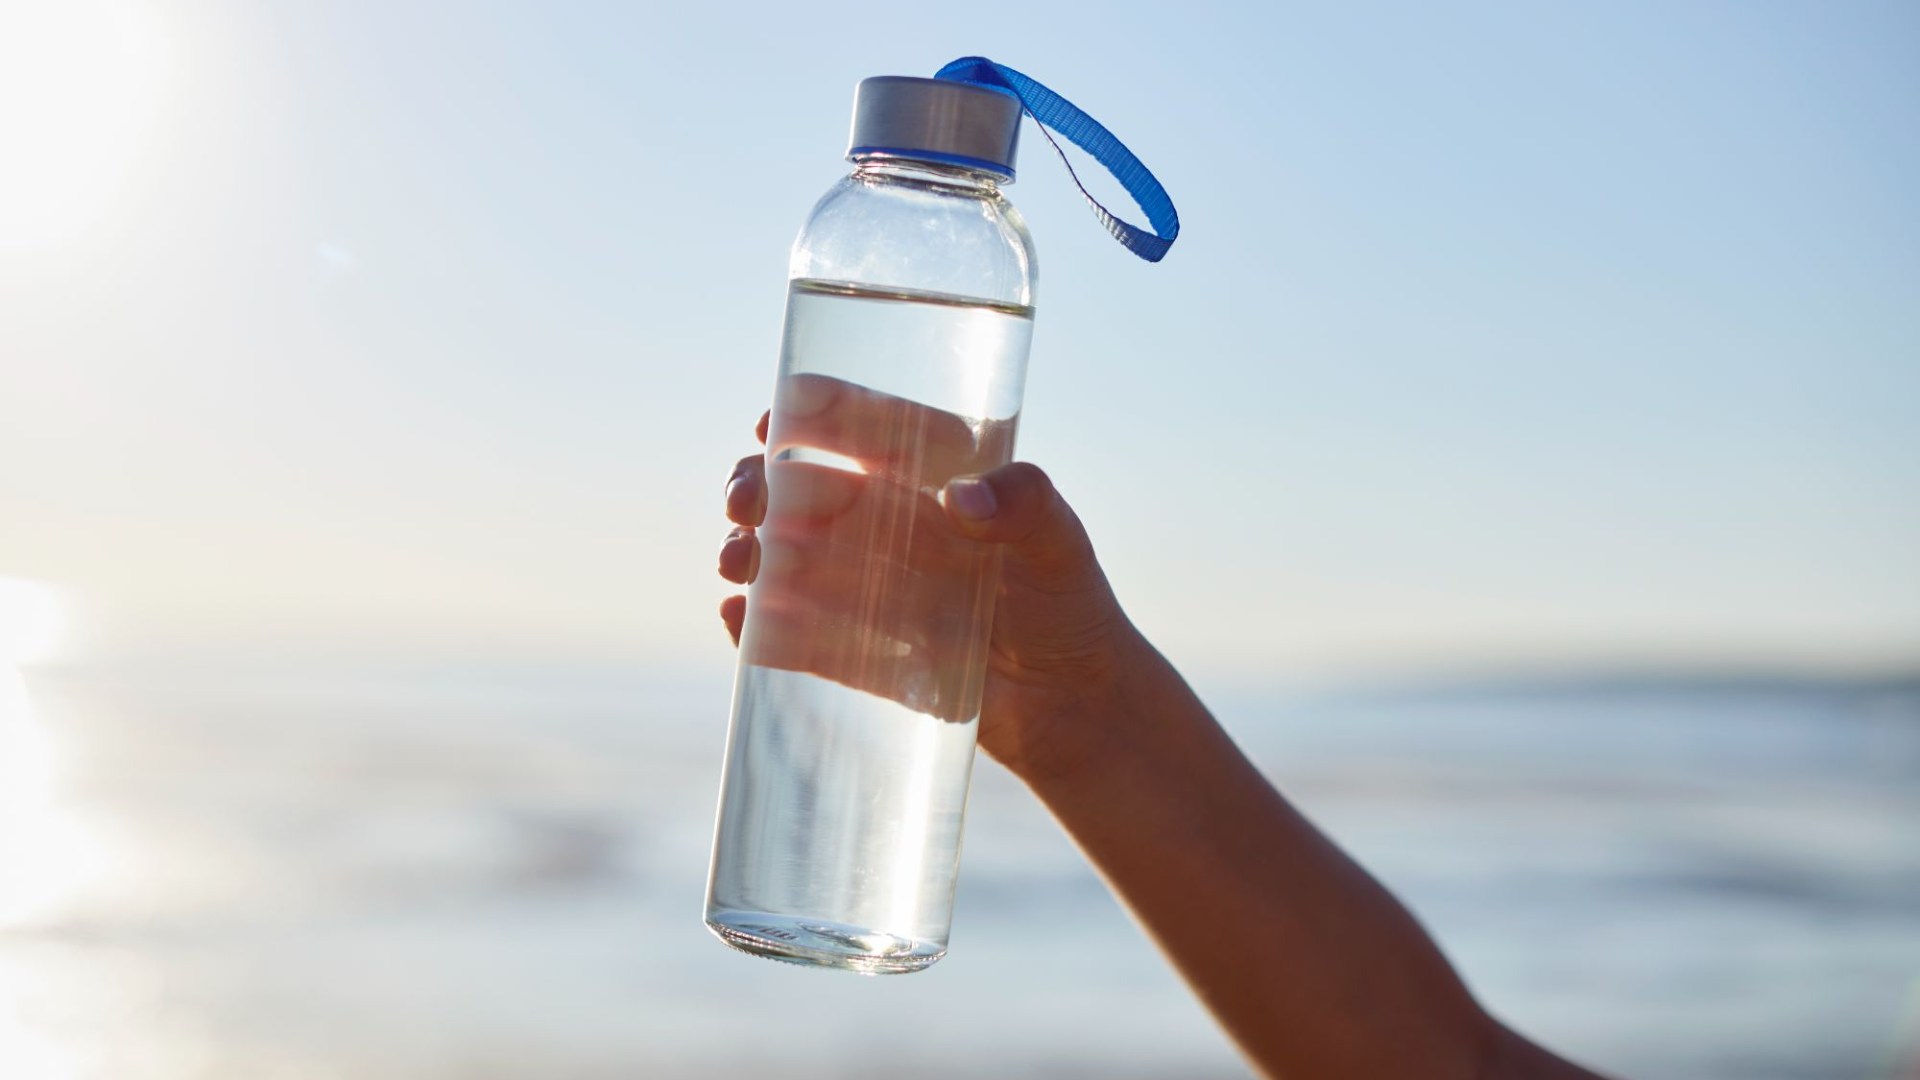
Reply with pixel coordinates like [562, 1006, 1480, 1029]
[706, 280, 1033, 973]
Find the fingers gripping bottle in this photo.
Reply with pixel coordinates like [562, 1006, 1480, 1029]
[706, 59, 1178, 973]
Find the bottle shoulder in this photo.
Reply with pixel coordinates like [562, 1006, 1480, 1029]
[789, 173, 1037, 308]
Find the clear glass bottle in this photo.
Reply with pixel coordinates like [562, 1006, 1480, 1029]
[706, 76, 1037, 973]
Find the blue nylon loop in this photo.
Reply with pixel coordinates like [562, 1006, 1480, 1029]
[935, 56, 1180, 263]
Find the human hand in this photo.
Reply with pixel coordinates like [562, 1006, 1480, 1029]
[718, 374, 1141, 781]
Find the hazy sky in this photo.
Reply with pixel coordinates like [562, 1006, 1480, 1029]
[2, 0, 1916, 682]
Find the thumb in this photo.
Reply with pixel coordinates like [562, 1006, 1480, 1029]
[942, 462, 1100, 591]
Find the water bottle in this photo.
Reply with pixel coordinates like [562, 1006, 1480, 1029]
[706, 59, 1179, 974]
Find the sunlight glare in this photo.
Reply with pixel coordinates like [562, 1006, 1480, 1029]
[0, 0, 169, 252]
[0, 582, 104, 929]
[0, 578, 67, 666]
[0, 959, 83, 1080]
[0, 669, 105, 930]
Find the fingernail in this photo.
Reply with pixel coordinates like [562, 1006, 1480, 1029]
[945, 476, 997, 522]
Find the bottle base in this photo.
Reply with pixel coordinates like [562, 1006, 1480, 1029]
[705, 909, 946, 975]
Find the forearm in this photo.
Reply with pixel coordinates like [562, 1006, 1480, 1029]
[1018, 629, 1499, 1079]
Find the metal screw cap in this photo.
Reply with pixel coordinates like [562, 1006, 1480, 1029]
[847, 76, 1023, 179]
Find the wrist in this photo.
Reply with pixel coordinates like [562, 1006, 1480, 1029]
[1006, 622, 1188, 792]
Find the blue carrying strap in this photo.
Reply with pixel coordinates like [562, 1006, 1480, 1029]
[935, 57, 1180, 264]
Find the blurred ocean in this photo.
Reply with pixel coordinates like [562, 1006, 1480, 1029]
[3, 662, 1917, 1080]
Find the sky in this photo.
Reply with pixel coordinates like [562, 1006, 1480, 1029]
[1, 0, 1916, 684]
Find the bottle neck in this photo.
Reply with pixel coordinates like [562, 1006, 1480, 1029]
[850, 156, 1007, 196]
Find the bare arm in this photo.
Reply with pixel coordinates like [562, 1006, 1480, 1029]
[1015, 626, 1607, 1080]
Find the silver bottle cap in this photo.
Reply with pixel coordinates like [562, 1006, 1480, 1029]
[847, 76, 1023, 179]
